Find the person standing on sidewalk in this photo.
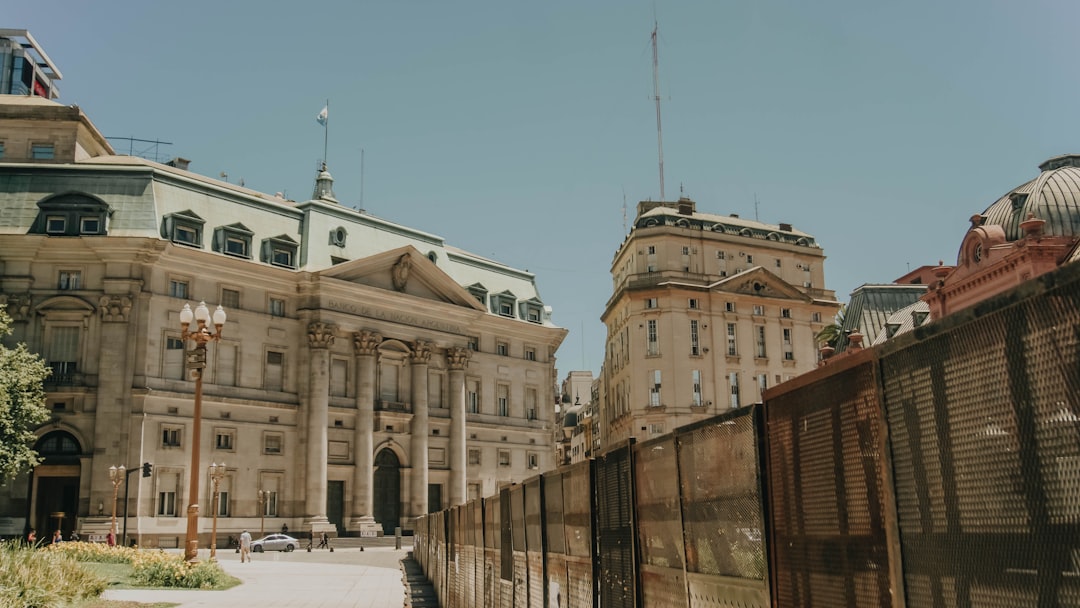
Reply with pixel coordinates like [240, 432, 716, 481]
[239, 530, 252, 563]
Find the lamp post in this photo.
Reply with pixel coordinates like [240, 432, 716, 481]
[208, 462, 226, 561]
[257, 490, 267, 537]
[180, 301, 227, 562]
[108, 465, 125, 544]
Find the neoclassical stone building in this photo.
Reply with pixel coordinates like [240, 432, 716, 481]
[600, 198, 840, 449]
[0, 95, 565, 545]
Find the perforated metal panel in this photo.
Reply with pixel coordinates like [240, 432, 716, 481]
[881, 266, 1080, 607]
[635, 434, 688, 607]
[677, 407, 770, 608]
[765, 356, 893, 608]
[597, 443, 638, 608]
[563, 460, 596, 607]
[526, 478, 547, 608]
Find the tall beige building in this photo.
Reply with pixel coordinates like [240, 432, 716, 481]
[0, 91, 565, 545]
[600, 198, 840, 447]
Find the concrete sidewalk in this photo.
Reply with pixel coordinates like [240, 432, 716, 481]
[102, 545, 409, 607]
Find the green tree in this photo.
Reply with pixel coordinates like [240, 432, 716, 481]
[0, 308, 50, 483]
[814, 304, 847, 348]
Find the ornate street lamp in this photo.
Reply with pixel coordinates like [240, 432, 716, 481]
[108, 465, 125, 545]
[208, 462, 227, 561]
[179, 301, 226, 562]
[257, 490, 267, 537]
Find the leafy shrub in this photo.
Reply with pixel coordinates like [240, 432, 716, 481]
[0, 540, 106, 608]
[47, 541, 137, 564]
[130, 550, 228, 589]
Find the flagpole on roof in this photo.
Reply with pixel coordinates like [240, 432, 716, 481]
[322, 98, 329, 169]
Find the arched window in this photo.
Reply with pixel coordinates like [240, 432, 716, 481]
[35, 431, 82, 459]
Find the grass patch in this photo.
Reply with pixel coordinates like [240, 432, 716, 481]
[79, 560, 240, 591]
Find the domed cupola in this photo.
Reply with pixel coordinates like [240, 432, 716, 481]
[980, 154, 1080, 241]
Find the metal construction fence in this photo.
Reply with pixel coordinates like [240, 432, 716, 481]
[413, 261, 1080, 607]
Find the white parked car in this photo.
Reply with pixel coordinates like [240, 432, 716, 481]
[250, 533, 299, 552]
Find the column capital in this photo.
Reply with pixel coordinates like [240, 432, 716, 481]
[99, 294, 133, 323]
[411, 339, 434, 365]
[353, 330, 382, 356]
[307, 322, 336, 349]
[447, 346, 471, 371]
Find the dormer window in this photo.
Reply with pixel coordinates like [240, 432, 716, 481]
[261, 235, 299, 269]
[213, 223, 254, 259]
[490, 291, 517, 318]
[519, 298, 544, 324]
[466, 283, 488, 307]
[31, 193, 110, 237]
[1010, 193, 1029, 211]
[162, 210, 205, 248]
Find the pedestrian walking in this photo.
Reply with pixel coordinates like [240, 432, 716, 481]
[318, 532, 329, 549]
[239, 529, 252, 562]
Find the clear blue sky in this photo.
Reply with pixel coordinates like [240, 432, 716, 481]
[12, 1, 1080, 375]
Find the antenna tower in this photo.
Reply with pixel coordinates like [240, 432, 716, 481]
[622, 187, 628, 234]
[652, 21, 666, 201]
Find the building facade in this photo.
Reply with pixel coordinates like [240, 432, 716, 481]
[600, 198, 839, 448]
[0, 95, 565, 545]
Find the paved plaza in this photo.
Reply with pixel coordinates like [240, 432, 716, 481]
[102, 539, 411, 607]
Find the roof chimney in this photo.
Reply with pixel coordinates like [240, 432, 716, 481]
[677, 197, 694, 215]
[165, 157, 191, 171]
[779, 222, 792, 232]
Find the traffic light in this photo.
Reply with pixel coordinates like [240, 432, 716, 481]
[142, 462, 153, 478]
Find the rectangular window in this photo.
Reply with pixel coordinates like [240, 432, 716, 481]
[175, 224, 198, 245]
[783, 328, 794, 360]
[645, 298, 658, 309]
[271, 247, 294, 267]
[717, 251, 725, 260]
[31, 143, 55, 160]
[781, 308, 792, 318]
[688, 298, 699, 309]
[469, 449, 481, 465]
[646, 319, 659, 356]
[757, 374, 768, 401]
[648, 423, 665, 435]
[164, 336, 185, 380]
[221, 288, 240, 309]
[498, 301, 514, 317]
[692, 369, 702, 406]
[46, 216, 66, 234]
[497, 342, 508, 356]
[812, 312, 822, 323]
[169, 280, 189, 299]
[746, 254, 754, 264]
[467, 337, 478, 351]
[467, 379, 480, 414]
[265, 351, 284, 391]
[649, 370, 661, 407]
[225, 236, 248, 257]
[524, 347, 536, 361]
[647, 245, 655, 254]
[264, 433, 283, 454]
[263, 491, 278, 516]
[756, 326, 767, 358]
[727, 323, 738, 356]
[682, 246, 689, 255]
[217, 490, 230, 517]
[269, 298, 285, 317]
[725, 302, 735, 313]
[528, 453, 539, 469]
[158, 491, 176, 516]
[58, 271, 81, 290]
[690, 320, 700, 356]
[753, 305, 765, 316]
[729, 372, 741, 409]
[499, 450, 511, 467]
[214, 429, 234, 450]
[162, 427, 181, 447]
[80, 217, 100, 234]
[330, 358, 348, 397]
[525, 388, 538, 421]
[497, 384, 509, 417]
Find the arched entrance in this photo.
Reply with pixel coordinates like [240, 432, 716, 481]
[372, 449, 401, 536]
[30, 431, 82, 539]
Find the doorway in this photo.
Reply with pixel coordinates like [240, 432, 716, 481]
[31, 431, 82, 539]
[326, 481, 344, 535]
[372, 449, 401, 535]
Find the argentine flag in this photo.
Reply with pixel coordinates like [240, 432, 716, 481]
[316, 105, 328, 126]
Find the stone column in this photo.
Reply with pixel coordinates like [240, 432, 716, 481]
[304, 322, 335, 532]
[408, 340, 433, 518]
[447, 347, 470, 506]
[94, 293, 134, 523]
[348, 330, 381, 534]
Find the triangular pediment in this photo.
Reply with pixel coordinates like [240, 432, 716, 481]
[708, 267, 811, 301]
[317, 245, 486, 310]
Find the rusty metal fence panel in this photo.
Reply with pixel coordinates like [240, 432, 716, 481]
[526, 477, 547, 608]
[764, 354, 895, 608]
[564, 459, 596, 608]
[880, 265, 1080, 607]
[677, 407, 770, 608]
[634, 433, 688, 607]
[485, 493, 500, 608]
[472, 499, 484, 608]
[596, 442, 638, 608]
[511, 484, 529, 606]
[544, 471, 569, 608]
